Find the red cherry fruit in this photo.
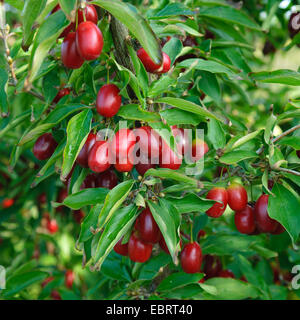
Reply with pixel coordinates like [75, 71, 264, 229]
[65, 270, 75, 289]
[135, 126, 162, 159]
[159, 141, 182, 170]
[51, 290, 61, 300]
[234, 205, 256, 235]
[76, 21, 103, 60]
[78, 4, 98, 25]
[197, 230, 206, 239]
[61, 32, 84, 69]
[76, 133, 97, 168]
[53, 88, 71, 104]
[155, 52, 171, 74]
[88, 141, 111, 173]
[271, 223, 285, 235]
[114, 237, 128, 256]
[218, 270, 235, 278]
[80, 174, 98, 189]
[181, 242, 202, 274]
[114, 156, 134, 172]
[33, 133, 58, 161]
[137, 48, 162, 73]
[96, 84, 122, 118]
[227, 183, 248, 211]
[254, 194, 278, 233]
[2, 198, 14, 209]
[136, 162, 156, 176]
[203, 254, 222, 279]
[135, 207, 161, 244]
[110, 129, 136, 160]
[97, 169, 118, 189]
[206, 187, 228, 218]
[47, 219, 59, 234]
[128, 232, 153, 263]
[38, 193, 47, 205]
[191, 139, 209, 162]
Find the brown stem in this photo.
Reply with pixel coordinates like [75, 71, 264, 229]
[272, 124, 300, 144]
[272, 167, 300, 177]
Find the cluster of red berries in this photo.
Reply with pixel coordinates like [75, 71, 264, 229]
[205, 183, 285, 236]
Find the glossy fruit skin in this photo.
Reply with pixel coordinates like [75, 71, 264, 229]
[218, 270, 235, 278]
[114, 237, 128, 256]
[206, 187, 228, 218]
[65, 270, 75, 288]
[136, 162, 156, 176]
[88, 141, 111, 173]
[136, 208, 161, 244]
[128, 232, 153, 263]
[33, 133, 58, 161]
[80, 174, 98, 189]
[191, 139, 209, 162]
[76, 21, 103, 60]
[135, 126, 161, 159]
[155, 52, 171, 74]
[137, 48, 162, 73]
[2, 198, 14, 209]
[227, 183, 248, 211]
[203, 254, 222, 279]
[76, 133, 97, 167]
[114, 156, 134, 172]
[53, 88, 71, 104]
[47, 219, 59, 234]
[159, 141, 182, 170]
[181, 242, 202, 274]
[254, 194, 278, 233]
[110, 129, 136, 160]
[61, 32, 84, 69]
[78, 4, 98, 25]
[234, 205, 256, 235]
[97, 169, 118, 189]
[271, 223, 285, 235]
[96, 84, 122, 118]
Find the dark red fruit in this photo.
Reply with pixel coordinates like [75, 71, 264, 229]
[80, 174, 98, 189]
[203, 254, 222, 279]
[191, 139, 209, 162]
[114, 156, 134, 172]
[88, 141, 111, 173]
[159, 237, 170, 254]
[296, 150, 300, 158]
[76, 133, 97, 168]
[155, 52, 171, 74]
[53, 88, 71, 104]
[114, 237, 128, 256]
[2, 198, 14, 209]
[197, 230, 206, 239]
[234, 205, 256, 235]
[128, 232, 153, 263]
[76, 21, 103, 60]
[254, 194, 278, 233]
[61, 32, 84, 69]
[97, 169, 118, 189]
[41, 276, 54, 288]
[137, 48, 162, 73]
[96, 84, 122, 118]
[38, 193, 47, 205]
[73, 210, 85, 224]
[218, 270, 235, 278]
[78, 4, 98, 25]
[227, 183, 248, 211]
[288, 12, 300, 38]
[65, 270, 75, 288]
[181, 242, 202, 274]
[47, 219, 59, 234]
[135, 126, 161, 159]
[56, 188, 68, 212]
[159, 141, 182, 170]
[271, 223, 285, 235]
[206, 187, 228, 218]
[135, 207, 161, 244]
[51, 290, 61, 300]
[135, 162, 156, 176]
[110, 129, 136, 160]
[33, 133, 58, 161]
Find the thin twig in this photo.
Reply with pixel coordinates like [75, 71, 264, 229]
[272, 167, 300, 177]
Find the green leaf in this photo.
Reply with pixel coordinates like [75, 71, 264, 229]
[156, 97, 222, 122]
[203, 278, 259, 300]
[207, 118, 226, 149]
[60, 188, 109, 210]
[157, 272, 203, 292]
[264, 113, 277, 144]
[162, 37, 183, 65]
[269, 184, 300, 244]
[160, 108, 202, 126]
[168, 194, 215, 214]
[58, 0, 76, 19]
[0, 110, 31, 138]
[61, 109, 93, 181]
[98, 180, 135, 229]
[277, 136, 300, 150]
[250, 70, 300, 86]
[197, 71, 221, 104]
[139, 253, 172, 281]
[0, 68, 9, 116]
[118, 104, 160, 122]
[148, 76, 176, 98]
[92, 0, 162, 64]
[219, 150, 258, 165]
[152, 3, 194, 18]
[93, 205, 139, 269]
[229, 130, 262, 151]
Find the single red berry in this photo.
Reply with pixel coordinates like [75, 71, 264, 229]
[218, 270, 235, 278]
[38, 193, 47, 205]
[254, 194, 278, 233]
[33, 133, 58, 161]
[114, 156, 134, 172]
[191, 139, 209, 162]
[96, 84, 122, 118]
[53, 88, 71, 104]
[271, 223, 285, 235]
[80, 174, 98, 189]
[206, 187, 228, 218]
[88, 140, 111, 173]
[197, 230, 206, 239]
[114, 237, 128, 256]
[51, 290, 61, 300]
[110, 129, 136, 160]
[135, 207, 161, 244]
[76, 133, 97, 168]
[216, 167, 228, 177]
[78, 4, 98, 25]
[2, 198, 14, 209]
[227, 183, 248, 211]
[234, 205, 256, 235]
[97, 169, 118, 189]
[128, 232, 153, 263]
[181, 242, 202, 274]
[155, 52, 171, 74]
[135, 126, 162, 159]
[268, 179, 274, 190]
[65, 270, 75, 289]
[159, 141, 182, 170]
[61, 32, 84, 69]
[47, 219, 59, 234]
[76, 21, 103, 60]
[137, 48, 162, 73]
[136, 162, 156, 176]
[202, 254, 222, 279]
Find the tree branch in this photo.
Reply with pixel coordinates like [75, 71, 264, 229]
[272, 167, 300, 177]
